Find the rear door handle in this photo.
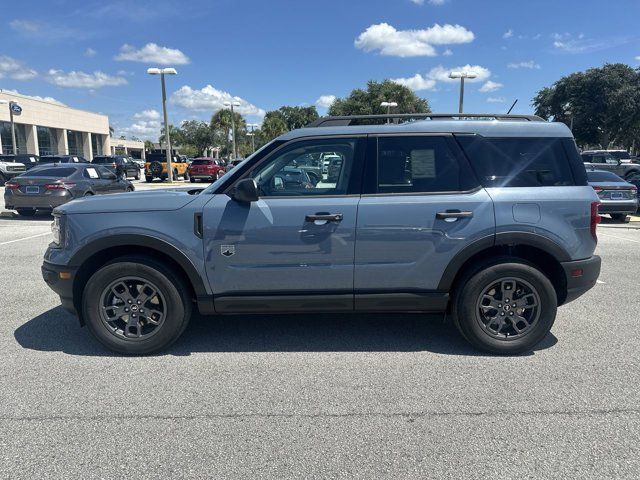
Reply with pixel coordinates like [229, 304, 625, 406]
[305, 213, 343, 222]
[436, 210, 474, 219]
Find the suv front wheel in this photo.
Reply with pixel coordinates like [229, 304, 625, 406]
[452, 260, 557, 355]
[82, 257, 192, 354]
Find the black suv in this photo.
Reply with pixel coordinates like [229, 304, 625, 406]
[92, 155, 140, 179]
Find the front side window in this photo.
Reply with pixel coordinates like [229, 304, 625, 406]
[250, 138, 357, 197]
[375, 136, 471, 194]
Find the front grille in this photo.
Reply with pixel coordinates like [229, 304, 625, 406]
[7, 165, 25, 172]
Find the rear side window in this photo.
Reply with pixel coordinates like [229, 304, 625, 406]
[26, 168, 76, 177]
[456, 136, 580, 188]
[374, 136, 476, 194]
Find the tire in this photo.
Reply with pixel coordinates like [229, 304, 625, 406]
[0, 172, 6, 186]
[82, 256, 192, 355]
[183, 171, 189, 181]
[134, 170, 140, 180]
[16, 208, 36, 217]
[452, 259, 557, 355]
[145, 176, 153, 183]
[611, 213, 629, 223]
[173, 169, 178, 181]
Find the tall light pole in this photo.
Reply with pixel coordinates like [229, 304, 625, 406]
[147, 67, 177, 182]
[564, 102, 574, 131]
[449, 71, 477, 114]
[247, 123, 258, 153]
[223, 101, 241, 160]
[0, 99, 19, 154]
[380, 101, 398, 124]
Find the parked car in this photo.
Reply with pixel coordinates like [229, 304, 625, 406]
[271, 166, 314, 192]
[0, 154, 40, 171]
[626, 172, 640, 202]
[187, 158, 226, 183]
[583, 149, 635, 164]
[581, 152, 640, 179]
[0, 155, 27, 185]
[4, 163, 134, 216]
[39, 155, 89, 164]
[92, 155, 140, 180]
[587, 170, 638, 222]
[320, 152, 341, 175]
[42, 113, 601, 355]
[225, 159, 244, 172]
[144, 152, 189, 182]
[132, 158, 145, 169]
[293, 155, 322, 184]
[326, 157, 344, 183]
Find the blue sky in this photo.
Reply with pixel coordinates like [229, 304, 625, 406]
[1, 0, 639, 140]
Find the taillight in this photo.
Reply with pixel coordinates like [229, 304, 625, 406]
[5, 181, 19, 190]
[45, 183, 76, 190]
[590, 201, 601, 242]
[592, 186, 603, 193]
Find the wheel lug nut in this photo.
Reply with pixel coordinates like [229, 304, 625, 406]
[498, 304, 502, 308]
[510, 312, 514, 316]
[500, 312, 505, 316]
[512, 303, 516, 307]
[132, 314, 136, 318]
[124, 308, 129, 312]
[128, 300, 132, 304]
[137, 301, 141, 305]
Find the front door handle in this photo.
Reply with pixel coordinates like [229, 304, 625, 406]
[436, 210, 474, 220]
[305, 213, 343, 222]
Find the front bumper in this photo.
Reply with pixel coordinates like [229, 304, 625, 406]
[1, 170, 24, 179]
[42, 261, 78, 316]
[560, 255, 601, 305]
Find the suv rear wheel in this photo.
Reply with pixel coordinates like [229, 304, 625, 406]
[452, 260, 557, 355]
[82, 257, 192, 354]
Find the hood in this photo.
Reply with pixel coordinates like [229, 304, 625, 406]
[56, 188, 203, 215]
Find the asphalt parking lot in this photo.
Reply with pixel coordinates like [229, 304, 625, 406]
[1, 185, 640, 479]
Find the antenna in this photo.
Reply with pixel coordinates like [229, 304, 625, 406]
[507, 99, 518, 114]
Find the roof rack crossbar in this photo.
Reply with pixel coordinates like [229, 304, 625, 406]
[306, 113, 545, 127]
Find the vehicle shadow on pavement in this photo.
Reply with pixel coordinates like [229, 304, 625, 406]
[0, 213, 53, 222]
[14, 306, 557, 357]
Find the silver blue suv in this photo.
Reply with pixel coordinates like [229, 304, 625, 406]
[42, 113, 602, 355]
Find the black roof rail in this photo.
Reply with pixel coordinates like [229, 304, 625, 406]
[306, 113, 545, 127]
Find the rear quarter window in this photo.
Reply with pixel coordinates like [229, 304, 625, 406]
[456, 136, 584, 187]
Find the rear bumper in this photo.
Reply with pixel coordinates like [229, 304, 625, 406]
[5, 191, 73, 210]
[598, 200, 638, 214]
[42, 261, 78, 316]
[560, 255, 601, 305]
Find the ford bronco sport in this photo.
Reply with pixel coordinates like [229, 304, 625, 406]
[42, 113, 601, 355]
[144, 153, 189, 182]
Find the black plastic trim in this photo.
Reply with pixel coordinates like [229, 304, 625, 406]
[561, 255, 601, 305]
[494, 232, 571, 262]
[437, 235, 495, 291]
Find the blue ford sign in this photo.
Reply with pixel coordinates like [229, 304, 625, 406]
[10, 102, 22, 114]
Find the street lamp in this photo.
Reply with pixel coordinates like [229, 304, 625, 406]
[449, 71, 477, 114]
[147, 67, 177, 182]
[563, 102, 574, 131]
[223, 101, 241, 160]
[247, 123, 258, 153]
[380, 101, 398, 124]
[0, 99, 19, 155]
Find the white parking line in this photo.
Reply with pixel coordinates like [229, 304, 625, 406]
[599, 232, 640, 244]
[0, 232, 51, 246]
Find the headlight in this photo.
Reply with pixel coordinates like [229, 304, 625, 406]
[51, 215, 63, 246]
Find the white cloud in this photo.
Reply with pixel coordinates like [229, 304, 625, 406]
[1, 89, 65, 106]
[115, 43, 190, 65]
[427, 64, 491, 83]
[503, 29, 513, 39]
[486, 97, 506, 103]
[0, 56, 37, 80]
[479, 80, 503, 92]
[442, 48, 453, 56]
[507, 60, 540, 69]
[315, 95, 336, 108]
[170, 84, 265, 118]
[410, 0, 424, 3]
[636, 56, 640, 61]
[429, 0, 446, 4]
[355, 22, 474, 57]
[391, 73, 437, 91]
[45, 69, 127, 88]
[393, 64, 490, 92]
[133, 109, 160, 120]
[84, 48, 97, 58]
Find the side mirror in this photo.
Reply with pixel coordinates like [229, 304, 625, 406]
[231, 178, 259, 203]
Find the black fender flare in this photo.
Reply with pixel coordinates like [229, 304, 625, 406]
[68, 234, 209, 298]
[437, 232, 571, 291]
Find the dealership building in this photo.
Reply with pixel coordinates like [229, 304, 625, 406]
[0, 90, 144, 160]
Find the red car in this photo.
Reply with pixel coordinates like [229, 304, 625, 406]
[187, 158, 226, 183]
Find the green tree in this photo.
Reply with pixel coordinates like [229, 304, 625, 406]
[211, 109, 247, 157]
[158, 124, 184, 147]
[258, 111, 288, 144]
[144, 140, 154, 151]
[533, 63, 640, 148]
[329, 80, 431, 119]
[277, 106, 319, 130]
[179, 120, 215, 156]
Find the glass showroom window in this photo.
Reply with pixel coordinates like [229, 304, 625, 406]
[37, 126, 58, 156]
[91, 134, 103, 156]
[67, 130, 84, 156]
[0, 122, 28, 154]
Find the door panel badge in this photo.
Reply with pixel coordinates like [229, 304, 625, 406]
[221, 245, 236, 257]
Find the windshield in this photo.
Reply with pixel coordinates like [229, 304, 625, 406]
[192, 159, 213, 165]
